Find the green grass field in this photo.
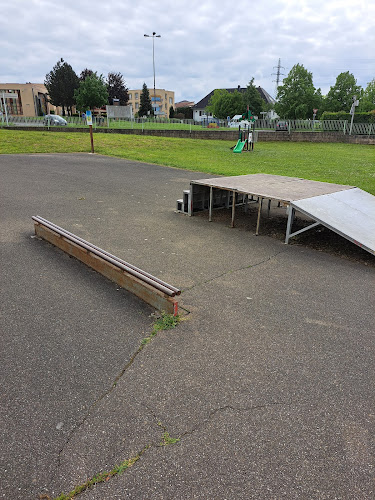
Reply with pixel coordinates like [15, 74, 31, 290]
[1, 129, 374, 194]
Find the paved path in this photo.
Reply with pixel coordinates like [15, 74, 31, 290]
[0, 154, 374, 499]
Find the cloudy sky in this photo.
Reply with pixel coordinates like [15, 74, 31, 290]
[1, 0, 374, 103]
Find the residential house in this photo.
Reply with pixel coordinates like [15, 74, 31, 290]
[175, 100, 195, 109]
[193, 85, 277, 122]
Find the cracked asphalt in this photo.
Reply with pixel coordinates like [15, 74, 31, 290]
[1, 154, 374, 500]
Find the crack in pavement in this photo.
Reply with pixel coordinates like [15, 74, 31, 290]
[45, 322, 164, 492]
[44, 396, 293, 498]
[181, 249, 287, 293]
[178, 399, 295, 439]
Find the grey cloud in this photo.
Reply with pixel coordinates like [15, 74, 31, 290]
[0, 0, 373, 102]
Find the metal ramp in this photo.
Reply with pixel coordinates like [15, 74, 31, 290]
[177, 174, 375, 256]
[287, 188, 375, 255]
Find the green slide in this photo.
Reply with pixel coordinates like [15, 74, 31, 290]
[233, 139, 246, 153]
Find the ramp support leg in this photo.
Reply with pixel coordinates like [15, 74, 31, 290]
[285, 206, 295, 244]
[285, 206, 321, 244]
[209, 186, 213, 222]
[231, 191, 236, 228]
[256, 198, 263, 235]
[188, 183, 193, 216]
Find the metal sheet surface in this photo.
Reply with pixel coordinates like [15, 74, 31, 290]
[291, 188, 375, 254]
[191, 174, 353, 202]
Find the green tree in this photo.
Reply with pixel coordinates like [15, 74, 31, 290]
[359, 78, 375, 112]
[275, 63, 322, 119]
[138, 83, 153, 117]
[107, 72, 129, 106]
[45, 58, 79, 116]
[79, 68, 94, 81]
[169, 105, 175, 118]
[207, 89, 243, 119]
[175, 106, 193, 119]
[74, 73, 108, 111]
[242, 78, 264, 116]
[325, 71, 362, 112]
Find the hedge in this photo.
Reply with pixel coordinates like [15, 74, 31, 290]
[320, 111, 375, 123]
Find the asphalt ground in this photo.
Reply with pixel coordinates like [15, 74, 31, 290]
[0, 153, 374, 500]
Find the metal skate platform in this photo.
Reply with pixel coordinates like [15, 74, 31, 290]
[180, 174, 374, 255]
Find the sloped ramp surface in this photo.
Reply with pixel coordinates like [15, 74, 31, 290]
[291, 188, 375, 255]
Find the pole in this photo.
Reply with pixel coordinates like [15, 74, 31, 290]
[144, 32, 161, 117]
[2, 93, 9, 126]
[152, 35, 156, 111]
[349, 111, 355, 135]
[89, 125, 94, 153]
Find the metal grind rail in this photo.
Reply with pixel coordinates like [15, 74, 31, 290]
[32, 216, 180, 315]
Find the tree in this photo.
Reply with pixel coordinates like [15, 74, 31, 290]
[325, 72, 362, 112]
[74, 73, 108, 111]
[275, 63, 322, 119]
[169, 105, 175, 118]
[80, 68, 94, 82]
[175, 106, 193, 119]
[45, 58, 79, 116]
[107, 72, 129, 106]
[138, 83, 153, 117]
[207, 89, 243, 119]
[242, 78, 264, 117]
[359, 78, 375, 112]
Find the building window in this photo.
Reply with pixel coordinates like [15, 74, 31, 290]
[135, 93, 139, 99]
[0, 89, 22, 115]
[128, 93, 132, 99]
[165, 94, 167, 100]
[169, 97, 173, 104]
[199, 111, 202, 116]
[135, 103, 139, 109]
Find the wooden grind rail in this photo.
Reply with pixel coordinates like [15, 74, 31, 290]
[32, 216, 180, 316]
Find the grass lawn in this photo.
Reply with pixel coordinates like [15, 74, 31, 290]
[1, 129, 374, 194]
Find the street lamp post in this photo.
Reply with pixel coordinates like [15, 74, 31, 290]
[144, 32, 161, 116]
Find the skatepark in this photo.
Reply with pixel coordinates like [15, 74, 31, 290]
[1, 153, 374, 499]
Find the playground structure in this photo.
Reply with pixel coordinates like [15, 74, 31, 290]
[231, 109, 257, 153]
[232, 124, 257, 153]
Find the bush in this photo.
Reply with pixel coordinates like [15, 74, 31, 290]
[320, 111, 375, 123]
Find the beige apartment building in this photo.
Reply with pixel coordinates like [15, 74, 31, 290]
[0, 83, 55, 117]
[128, 88, 174, 117]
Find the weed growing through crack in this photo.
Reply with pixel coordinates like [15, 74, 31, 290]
[160, 431, 180, 446]
[52, 455, 142, 500]
[140, 312, 180, 346]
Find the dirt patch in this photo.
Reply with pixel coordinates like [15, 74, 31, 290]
[194, 204, 375, 268]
